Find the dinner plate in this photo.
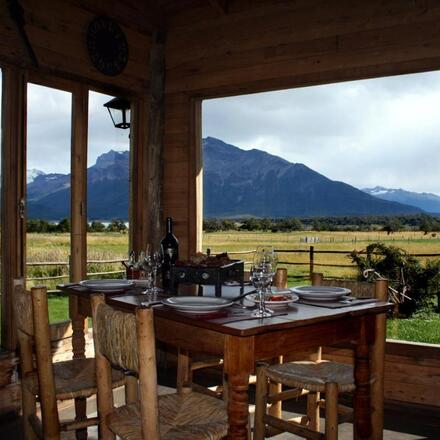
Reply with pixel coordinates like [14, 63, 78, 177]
[79, 279, 135, 292]
[290, 286, 351, 301]
[247, 292, 299, 309]
[161, 296, 233, 313]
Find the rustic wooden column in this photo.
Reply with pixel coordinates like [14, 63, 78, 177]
[1, 67, 27, 350]
[69, 85, 88, 439]
[147, 29, 167, 250]
[70, 84, 88, 283]
[130, 96, 149, 253]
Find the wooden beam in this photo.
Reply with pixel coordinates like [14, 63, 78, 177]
[7, 0, 39, 66]
[208, 0, 229, 15]
[1, 67, 27, 350]
[70, 84, 88, 283]
[147, 29, 167, 250]
[130, 95, 150, 252]
[188, 98, 203, 254]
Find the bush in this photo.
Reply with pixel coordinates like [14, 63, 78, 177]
[351, 242, 440, 316]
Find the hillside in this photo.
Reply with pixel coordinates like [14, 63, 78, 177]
[27, 139, 422, 220]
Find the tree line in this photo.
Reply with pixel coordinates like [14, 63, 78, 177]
[203, 214, 440, 234]
[27, 219, 128, 233]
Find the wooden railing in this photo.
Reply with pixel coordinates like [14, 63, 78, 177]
[25, 247, 440, 283]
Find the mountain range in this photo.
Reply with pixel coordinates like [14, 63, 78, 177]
[27, 137, 431, 220]
[362, 186, 440, 214]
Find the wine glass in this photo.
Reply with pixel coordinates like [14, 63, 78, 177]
[140, 252, 154, 297]
[151, 250, 163, 295]
[251, 246, 278, 316]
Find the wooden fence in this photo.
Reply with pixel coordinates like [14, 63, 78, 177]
[24, 247, 440, 284]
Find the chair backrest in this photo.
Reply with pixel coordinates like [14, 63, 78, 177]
[13, 280, 60, 438]
[91, 295, 160, 440]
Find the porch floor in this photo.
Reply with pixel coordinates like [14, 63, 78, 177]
[1, 366, 439, 439]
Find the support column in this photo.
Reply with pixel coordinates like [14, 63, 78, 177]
[1, 67, 27, 350]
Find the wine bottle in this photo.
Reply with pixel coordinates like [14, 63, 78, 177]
[161, 217, 179, 290]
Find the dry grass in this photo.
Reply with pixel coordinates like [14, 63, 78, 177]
[203, 230, 440, 279]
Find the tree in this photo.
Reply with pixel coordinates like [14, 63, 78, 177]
[89, 221, 106, 232]
[57, 218, 71, 233]
[107, 219, 127, 233]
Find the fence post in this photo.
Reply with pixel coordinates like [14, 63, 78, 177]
[309, 246, 314, 277]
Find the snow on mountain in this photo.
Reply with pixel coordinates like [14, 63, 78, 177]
[27, 169, 45, 184]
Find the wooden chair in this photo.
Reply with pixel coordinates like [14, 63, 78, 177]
[253, 274, 388, 440]
[91, 293, 229, 439]
[13, 280, 126, 439]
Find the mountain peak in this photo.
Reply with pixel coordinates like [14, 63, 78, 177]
[95, 149, 129, 169]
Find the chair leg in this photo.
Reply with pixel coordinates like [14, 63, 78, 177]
[176, 348, 191, 393]
[254, 365, 268, 440]
[125, 375, 138, 404]
[325, 382, 338, 440]
[22, 385, 38, 440]
[306, 391, 320, 432]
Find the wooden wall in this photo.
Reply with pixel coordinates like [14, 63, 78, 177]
[0, 0, 151, 94]
[163, 0, 440, 257]
[324, 340, 440, 408]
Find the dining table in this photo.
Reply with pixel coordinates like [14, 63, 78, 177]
[59, 283, 392, 440]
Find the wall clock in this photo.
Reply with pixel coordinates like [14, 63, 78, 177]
[86, 16, 129, 76]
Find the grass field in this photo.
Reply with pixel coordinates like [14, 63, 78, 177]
[16, 230, 440, 344]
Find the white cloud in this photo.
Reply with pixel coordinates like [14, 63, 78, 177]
[203, 70, 440, 195]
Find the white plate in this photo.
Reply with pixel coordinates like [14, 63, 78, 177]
[79, 279, 135, 292]
[247, 292, 299, 309]
[162, 296, 233, 313]
[290, 286, 351, 301]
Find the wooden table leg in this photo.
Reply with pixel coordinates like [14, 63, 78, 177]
[224, 335, 254, 439]
[353, 317, 373, 439]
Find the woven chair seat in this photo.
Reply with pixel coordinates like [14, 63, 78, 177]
[107, 392, 228, 440]
[25, 358, 126, 400]
[266, 360, 355, 393]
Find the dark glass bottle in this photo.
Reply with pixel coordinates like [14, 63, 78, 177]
[161, 217, 179, 290]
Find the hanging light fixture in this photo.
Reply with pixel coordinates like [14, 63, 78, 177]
[103, 97, 131, 129]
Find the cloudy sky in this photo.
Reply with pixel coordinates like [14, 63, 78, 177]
[0, 77, 129, 174]
[0, 69, 439, 194]
[203, 70, 440, 195]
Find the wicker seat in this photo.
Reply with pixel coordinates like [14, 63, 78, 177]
[254, 273, 389, 440]
[265, 361, 355, 394]
[107, 394, 227, 439]
[12, 279, 126, 439]
[91, 294, 228, 439]
[24, 357, 125, 400]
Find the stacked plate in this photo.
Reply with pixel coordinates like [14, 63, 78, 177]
[161, 296, 233, 314]
[290, 286, 351, 301]
[79, 279, 135, 293]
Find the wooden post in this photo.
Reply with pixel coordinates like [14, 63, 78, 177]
[130, 96, 149, 253]
[32, 287, 60, 440]
[136, 307, 160, 439]
[147, 29, 167, 250]
[70, 84, 88, 282]
[311, 272, 323, 286]
[273, 268, 287, 288]
[1, 67, 27, 350]
[309, 246, 314, 277]
[90, 294, 115, 440]
[70, 85, 89, 439]
[371, 279, 388, 440]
